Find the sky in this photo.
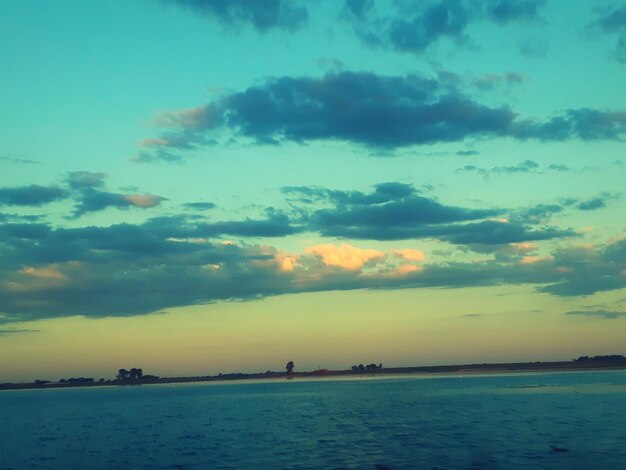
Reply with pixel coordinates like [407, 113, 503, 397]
[1, 0, 625, 382]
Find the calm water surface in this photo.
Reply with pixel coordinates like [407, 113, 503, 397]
[1, 370, 625, 469]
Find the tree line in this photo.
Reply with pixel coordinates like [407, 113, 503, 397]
[351, 363, 383, 373]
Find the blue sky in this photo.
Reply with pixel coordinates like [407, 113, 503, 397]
[1, 0, 625, 382]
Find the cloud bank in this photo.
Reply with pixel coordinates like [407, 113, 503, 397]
[136, 72, 626, 161]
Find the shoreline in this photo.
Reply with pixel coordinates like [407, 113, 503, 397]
[2, 359, 626, 391]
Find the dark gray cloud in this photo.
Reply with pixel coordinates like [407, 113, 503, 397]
[66, 171, 107, 189]
[0, 213, 44, 224]
[283, 182, 499, 240]
[538, 238, 626, 296]
[483, 0, 545, 24]
[71, 189, 166, 217]
[183, 201, 217, 210]
[344, 0, 373, 21]
[0, 172, 168, 218]
[518, 203, 563, 223]
[471, 72, 528, 91]
[344, 0, 545, 54]
[0, 155, 41, 165]
[576, 193, 619, 212]
[132, 149, 185, 164]
[577, 197, 606, 211]
[0, 223, 264, 320]
[284, 183, 573, 245]
[457, 159, 540, 177]
[0, 185, 68, 206]
[385, 0, 470, 52]
[565, 310, 626, 319]
[138, 72, 626, 161]
[546, 163, 573, 172]
[283, 182, 417, 206]
[196, 210, 301, 238]
[312, 199, 496, 240]
[433, 220, 573, 245]
[590, 6, 626, 63]
[162, 0, 308, 32]
[520, 108, 626, 141]
[144, 209, 301, 239]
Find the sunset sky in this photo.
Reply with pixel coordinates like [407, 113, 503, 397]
[1, 0, 625, 382]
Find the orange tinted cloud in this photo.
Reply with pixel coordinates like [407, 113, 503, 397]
[21, 266, 65, 280]
[123, 194, 164, 208]
[304, 243, 384, 270]
[511, 242, 537, 253]
[394, 264, 423, 275]
[392, 248, 426, 262]
[520, 255, 554, 264]
[276, 253, 299, 272]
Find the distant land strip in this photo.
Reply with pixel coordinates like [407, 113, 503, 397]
[2, 356, 625, 391]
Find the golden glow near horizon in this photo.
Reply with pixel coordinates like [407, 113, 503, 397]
[2, 286, 624, 383]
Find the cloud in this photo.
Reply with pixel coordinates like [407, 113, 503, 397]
[577, 197, 606, 211]
[344, 0, 373, 21]
[344, 0, 545, 54]
[546, 163, 573, 172]
[576, 193, 619, 212]
[457, 160, 540, 177]
[304, 243, 385, 270]
[589, 6, 626, 63]
[517, 203, 563, 223]
[21, 266, 65, 280]
[283, 181, 417, 205]
[183, 201, 217, 210]
[196, 212, 300, 238]
[434, 220, 574, 245]
[392, 249, 426, 262]
[312, 194, 498, 240]
[483, 0, 545, 24]
[143, 210, 301, 239]
[0, 155, 41, 165]
[138, 72, 626, 161]
[537, 238, 626, 296]
[284, 183, 574, 245]
[72, 189, 166, 216]
[0, 185, 68, 206]
[0, 212, 623, 321]
[471, 72, 529, 91]
[527, 109, 626, 140]
[565, 310, 626, 319]
[161, 0, 308, 32]
[66, 171, 108, 189]
[385, 0, 470, 53]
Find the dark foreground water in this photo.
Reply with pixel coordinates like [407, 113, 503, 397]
[1, 371, 625, 469]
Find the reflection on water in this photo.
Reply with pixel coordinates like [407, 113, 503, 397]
[1, 370, 625, 469]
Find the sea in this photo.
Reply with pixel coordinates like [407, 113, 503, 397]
[1, 370, 625, 469]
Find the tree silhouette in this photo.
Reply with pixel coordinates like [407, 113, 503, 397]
[129, 368, 143, 379]
[286, 361, 294, 374]
[117, 368, 129, 380]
